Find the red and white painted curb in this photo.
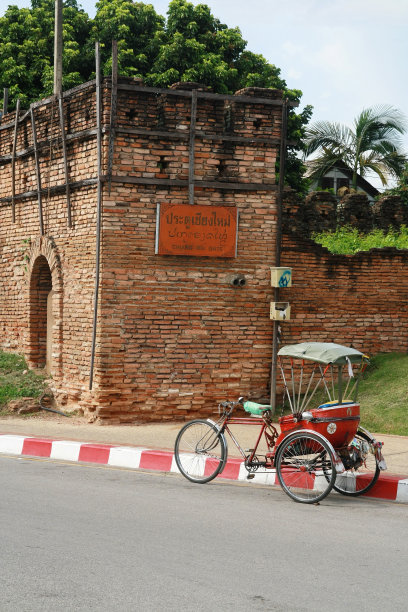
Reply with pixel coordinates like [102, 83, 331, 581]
[1, 433, 407, 502]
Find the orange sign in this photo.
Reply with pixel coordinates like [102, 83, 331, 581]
[156, 203, 238, 257]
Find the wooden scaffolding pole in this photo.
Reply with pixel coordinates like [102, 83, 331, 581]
[188, 89, 197, 205]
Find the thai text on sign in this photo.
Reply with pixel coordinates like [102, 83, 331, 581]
[156, 203, 238, 257]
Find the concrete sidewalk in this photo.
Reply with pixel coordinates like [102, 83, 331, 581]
[1, 412, 408, 502]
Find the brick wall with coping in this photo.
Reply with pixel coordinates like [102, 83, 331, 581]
[283, 189, 408, 236]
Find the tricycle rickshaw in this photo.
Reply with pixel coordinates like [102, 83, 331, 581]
[174, 342, 387, 503]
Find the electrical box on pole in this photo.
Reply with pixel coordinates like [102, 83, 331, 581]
[270, 267, 292, 288]
[270, 302, 291, 321]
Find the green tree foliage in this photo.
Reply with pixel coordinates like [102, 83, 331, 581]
[285, 102, 313, 195]
[0, 0, 311, 193]
[92, 0, 165, 77]
[92, 0, 287, 92]
[0, 0, 92, 106]
[146, 0, 247, 91]
[381, 163, 408, 205]
[305, 105, 408, 188]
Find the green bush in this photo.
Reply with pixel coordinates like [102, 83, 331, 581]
[313, 225, 408, 254]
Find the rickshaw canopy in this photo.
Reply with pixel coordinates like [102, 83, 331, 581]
[278, 342, 369, 366]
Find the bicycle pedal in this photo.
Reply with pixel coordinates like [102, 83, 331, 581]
[245, 449, 254, 453]
[247, 474, 255, 480]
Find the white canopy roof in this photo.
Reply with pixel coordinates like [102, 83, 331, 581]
[278, 342, 369, 365]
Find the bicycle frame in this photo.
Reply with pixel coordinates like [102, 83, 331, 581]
[217, 414, 279, 469]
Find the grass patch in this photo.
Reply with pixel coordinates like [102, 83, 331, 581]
[357, 353, 408, 435]
[312, 225, 408, 254]
[0, 351, 47, 412]
[276, 353, 408, 435]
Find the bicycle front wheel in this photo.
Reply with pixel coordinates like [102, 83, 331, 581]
[174, 419, 227, 484]
[276, 432, 336, 504]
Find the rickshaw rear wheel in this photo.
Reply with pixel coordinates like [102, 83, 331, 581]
[328, 429, 380, 496]
[275, 432, 336, 504]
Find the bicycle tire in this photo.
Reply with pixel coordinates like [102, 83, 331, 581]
[331, 429, 380, 496]
[174, 419, 227, 484]
[275, 431, 336, 504]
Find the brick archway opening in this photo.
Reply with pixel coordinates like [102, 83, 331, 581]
[28, 255, 53, 370]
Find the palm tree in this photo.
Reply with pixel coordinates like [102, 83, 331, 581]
[304, 105, 407, 189]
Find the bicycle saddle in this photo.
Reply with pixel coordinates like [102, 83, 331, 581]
[243, 401, 272, 416]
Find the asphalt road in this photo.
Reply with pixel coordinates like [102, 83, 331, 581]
[1, 455, 407, 612]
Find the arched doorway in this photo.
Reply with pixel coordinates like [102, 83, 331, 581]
[28, 255, 53, 372]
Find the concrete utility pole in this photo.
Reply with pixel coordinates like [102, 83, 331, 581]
[53, 0, 63, 95]
[270, 99, 289, 414]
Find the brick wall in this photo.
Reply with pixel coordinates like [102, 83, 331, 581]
[0, 82, 99, 407]
[92, 82, 283, 422]
[281, 232, 408, 355]
[1, 78, 407, 424]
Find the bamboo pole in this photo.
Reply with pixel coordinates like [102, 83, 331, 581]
[11, 99, 20, 223]
[107, 40, 118, 195]
[58, 90, 72, 227]
[2, 88, 8, 117]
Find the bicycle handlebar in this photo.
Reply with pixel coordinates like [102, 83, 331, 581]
[218, 396, 245, 415]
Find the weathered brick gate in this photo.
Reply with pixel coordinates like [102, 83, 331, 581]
[0, 72, 291, 422]
[1, 69, 408, 423]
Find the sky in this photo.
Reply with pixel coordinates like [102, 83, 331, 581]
[3, 0, 408, 190]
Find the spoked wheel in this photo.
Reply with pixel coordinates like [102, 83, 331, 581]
[276, 432, 336, 503]
[330, 429, 380, 496]
[174, 419, 227, 484]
